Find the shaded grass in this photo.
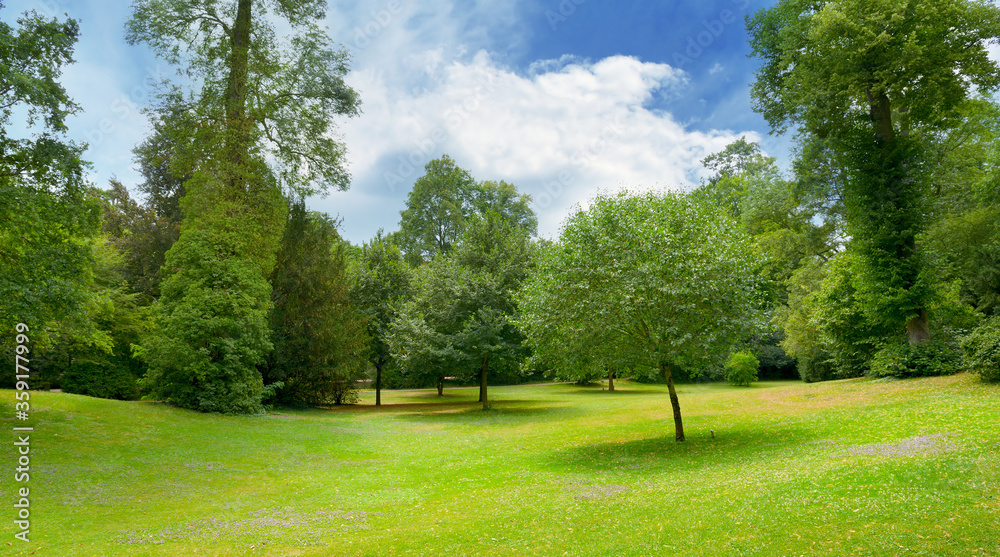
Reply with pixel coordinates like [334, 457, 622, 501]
[2, 374, 999, 555]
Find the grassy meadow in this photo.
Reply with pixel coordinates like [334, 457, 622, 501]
[2, 374, 999, 556]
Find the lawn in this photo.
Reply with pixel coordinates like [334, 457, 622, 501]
[2, 374, 999, 556]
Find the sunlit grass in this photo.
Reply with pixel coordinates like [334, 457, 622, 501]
[2, 374, 999, 555]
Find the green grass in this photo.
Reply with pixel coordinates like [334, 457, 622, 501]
[3, 374, 1000, 556]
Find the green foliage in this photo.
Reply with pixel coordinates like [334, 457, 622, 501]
[962, 317, 1000, 382]
[725, 352, 760, 387]
[138, 225, 274, 414]
[0, 6, 100, 336]
[519, 190, 766, 439]
[696, 138, 839, 307]
[100, 180, 180, 302]
[748, 0, 1000, 346]
[396, 156, 537, 265]
[924, 205, 1000, 317]
[61, 361, 140, 401]
[520, 190, 767, 375]
[389, 212, 533, 395]
[747, 0, 1000, 139]
[869, 339, 963, 379]
[777, 253, 881, 381]
[396, 155, 477, 263]
[351, 231, 413, 389]
[263, 201, 369, 406]
[125, 0, 360, 197]
[25, 235, 151, 396]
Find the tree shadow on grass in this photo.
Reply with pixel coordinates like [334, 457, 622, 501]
[560, 386, 662, 396]
[550, 422, 816, 474]
[389, 398, 578, 424]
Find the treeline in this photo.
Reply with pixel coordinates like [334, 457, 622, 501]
[4, 0, 1000, 419]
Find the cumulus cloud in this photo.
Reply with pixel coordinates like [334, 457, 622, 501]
[313, 50, 754, 241]
[5, 0, 757, 243]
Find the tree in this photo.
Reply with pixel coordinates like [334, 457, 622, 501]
[32, 234, 150, 400]
[126, 0, 360, 198]
[518, 191, 766, 441]
[126, 0, 360, 413]
[263, 201, 369, 406]
[100, 180, 180, 302]
[390, 213, 533, 409]
[396, 155, 478, 264]
[136, 206, 278, 413]
[396, 156, 537, 265]
[694, 139, 839, 302]
[473, 180, 538, 236]
[747, 0, 1000, 345]
[0, 4, 100, 337]
[351, 232, 412, 406]
[451, 212, 533, 407]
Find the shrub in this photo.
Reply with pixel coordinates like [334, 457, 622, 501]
[962, 317, 1000, 382]
[868, 339, 962, 379]
[61, 360, 139, 400]
[726, 351, 759, 387]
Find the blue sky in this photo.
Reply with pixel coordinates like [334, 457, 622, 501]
[3, 0, 790, 244]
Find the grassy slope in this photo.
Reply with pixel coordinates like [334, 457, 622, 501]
[2, 375, 999, 556]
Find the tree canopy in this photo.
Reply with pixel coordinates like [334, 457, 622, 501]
[0, 5, 99, 336]
[748, 0, 1000, 346]
[518, 191, 767, 440]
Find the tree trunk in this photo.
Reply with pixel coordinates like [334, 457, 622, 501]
[223, 0, 254, 194]
[226, 0, 252, 127]
[436, 376, 443, 396]
[869, 89, 931, 347]
[662, 361, 685, 442]
[480, 353, 489, 410]
[869, 90, 895, 144]
[608, 367, 614, 392]
[375, 361, 382, 407]
[907, 309, 931, 345]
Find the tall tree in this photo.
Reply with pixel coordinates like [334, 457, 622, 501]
[390, 213, 533, 409]
[126, 0, 360, 197]
[518, 191, 766, 441]
[747, 0, 1000, 345]
[0, 4, 99, 336]
[263, 201, 369, 406]
[126, 0, 359, 413]
[396, 155, 478, 265]
[351, 232, 412, 406]
[396, 156, 537, 265]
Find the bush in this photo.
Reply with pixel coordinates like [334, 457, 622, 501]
[61, 360, 140, 400]
[726, 351, 759, 387]
[868, 339, 962, 379]
[962, 317, 1000, 382]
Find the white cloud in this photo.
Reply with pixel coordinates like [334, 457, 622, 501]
[312, 51, 754, 241]
[5, 0, 757, 244]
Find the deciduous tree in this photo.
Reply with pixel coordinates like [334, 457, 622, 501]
[747, 0, 1000, 344]
[0, 5, 99, 336]
[351, 232, 412, 406]
[518, 191, 766, 441]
